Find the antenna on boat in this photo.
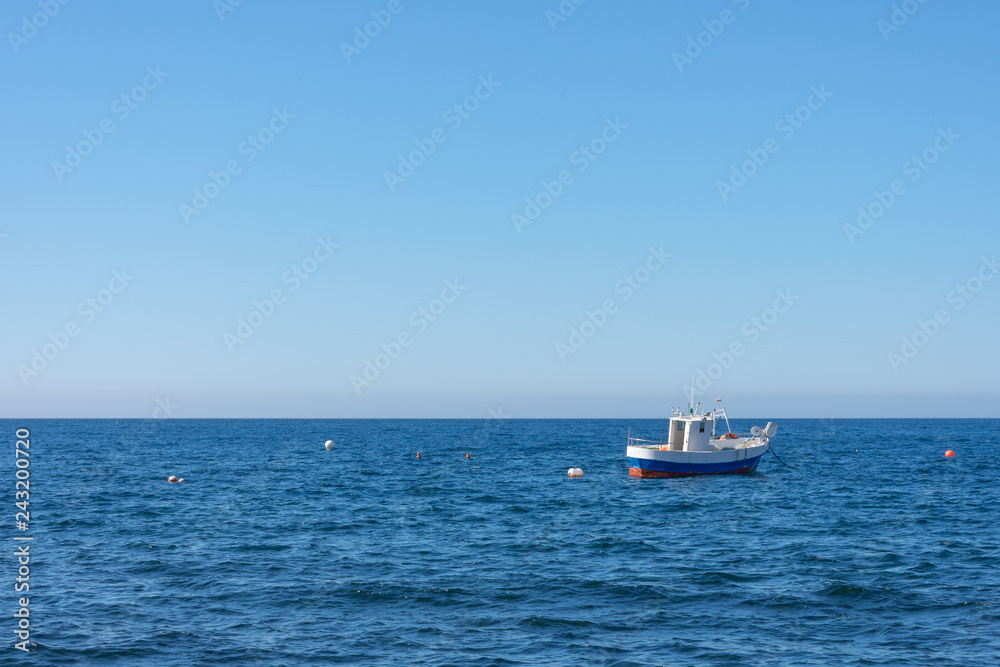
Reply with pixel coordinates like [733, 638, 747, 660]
[714, 392, 733, 435]
[689, 376, 695, 414]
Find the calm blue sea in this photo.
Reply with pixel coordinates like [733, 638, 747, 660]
[5, 418, 999, 666]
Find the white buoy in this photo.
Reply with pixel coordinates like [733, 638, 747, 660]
[567, 467, 583, 478]
[324, 440, 335, 450]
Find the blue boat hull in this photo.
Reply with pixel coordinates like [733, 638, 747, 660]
[627, 453, 764, 478]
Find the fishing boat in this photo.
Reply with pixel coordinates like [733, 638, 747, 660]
[627, 393, 776, 478]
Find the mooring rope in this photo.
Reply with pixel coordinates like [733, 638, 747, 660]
[767, 441, 799, 470]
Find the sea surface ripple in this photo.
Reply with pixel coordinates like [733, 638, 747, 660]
[8, 418, 1000, 665]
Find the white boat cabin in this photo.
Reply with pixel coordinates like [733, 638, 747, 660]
[652, 402, 776, 453]
[666, 414, 717, 452]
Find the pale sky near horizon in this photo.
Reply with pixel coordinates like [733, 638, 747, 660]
[2, 0, 998, 418]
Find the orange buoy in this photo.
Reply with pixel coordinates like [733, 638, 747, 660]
[944, 450, 955, 457]
[416, 452, 421, 459]
[167, 476, 179, 483]
[465, 452, 471, 459]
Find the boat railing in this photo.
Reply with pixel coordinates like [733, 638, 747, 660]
[627, 437, 681, 449]
[627, 434, 759, 448]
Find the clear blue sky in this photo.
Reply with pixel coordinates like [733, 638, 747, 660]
[2, 0, 998, 418]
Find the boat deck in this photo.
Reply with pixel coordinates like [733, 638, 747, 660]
[627, 436, 759, 451]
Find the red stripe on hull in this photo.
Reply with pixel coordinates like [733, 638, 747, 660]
[628, 466, 756, 478]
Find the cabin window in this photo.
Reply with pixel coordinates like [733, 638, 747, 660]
[676, 422, 684, 431]
[699, 422, 705, 433]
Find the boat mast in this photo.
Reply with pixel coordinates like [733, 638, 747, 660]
[714, 393, 720, 436]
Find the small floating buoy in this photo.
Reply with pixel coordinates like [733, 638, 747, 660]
[324, 440, 335, 450]
[167, 476, 179, 483]
[465, 452, 471, 459]
[416, 452, 422, 459]
[177, 478, 184, 483]
[567, 467, 583, 477]
[944, 450, 955, 457]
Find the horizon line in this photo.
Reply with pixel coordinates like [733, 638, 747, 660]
[3, 416, 999, 421]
